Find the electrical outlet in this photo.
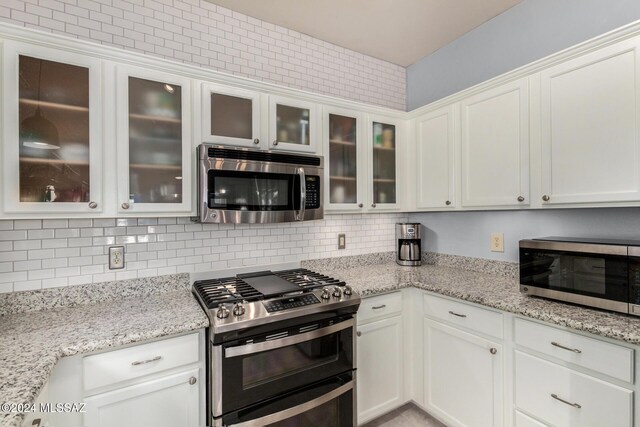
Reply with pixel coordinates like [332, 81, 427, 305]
[109, 246, 125, 269]
[490, 233, 504, 253]
[338, 233, 346, 250]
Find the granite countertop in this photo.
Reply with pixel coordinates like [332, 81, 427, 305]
[0, 276, 208, 427]
[304, 257, 640, 346]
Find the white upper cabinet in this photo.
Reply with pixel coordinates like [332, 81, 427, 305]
[2, 41, 104, 214]
[115, 65, 192, 214]
[367, 114, 403, 211]
[539, 38, 640, 205]
[200, 83, 262, 149]
[416, 105, 457, 209]
[323, 106, 366, 212]
[460, 79, 530, 208]
[268, 95, 318, 153]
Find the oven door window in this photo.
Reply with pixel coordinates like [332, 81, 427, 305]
[520, 249, 628, 301]
[221, 374, 353, 427]
[220, 320, 354, 414]
[207, 170, 300, 211]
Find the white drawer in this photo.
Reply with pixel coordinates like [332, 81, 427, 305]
[515, 411, 547, 427]
[83, 333, 199, 392]
[515, 351, 632, 427]
[423, 293, 503, 339]
[357, 292, 402, 324]
[514, 318, 634, 383]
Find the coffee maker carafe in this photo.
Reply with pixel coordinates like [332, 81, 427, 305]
[396, 223, 421, 266]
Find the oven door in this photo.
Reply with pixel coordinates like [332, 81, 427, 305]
[520, 242, 628, 313]
[214, 373, 355, 427]
[212, 317, 354, 417]
[199, 156, 322, 224]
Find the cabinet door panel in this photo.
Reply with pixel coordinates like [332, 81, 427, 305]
[2, 41, 103, 214]
[367, 114, 403, 211]
[424, 319, 503, 427]
[116, 65, 192, 214]
[357, 315, 403, 424]
[416, 106, 456, 209]
[268, 95, 318, 153]
[201, 83, 261, 148]
[461, 79, 529, 207]
[540, 39, 640, 204]
[84, 368, 201, 427]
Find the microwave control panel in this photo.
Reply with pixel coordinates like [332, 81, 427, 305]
[305, 176, 321, 209]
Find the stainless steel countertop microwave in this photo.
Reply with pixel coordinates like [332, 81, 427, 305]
[520, 237, 640, 316]
[198, 144, 324, 224]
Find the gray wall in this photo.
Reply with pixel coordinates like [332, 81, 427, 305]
[410, 208, 640, 262]
[407, 0, 640, 110]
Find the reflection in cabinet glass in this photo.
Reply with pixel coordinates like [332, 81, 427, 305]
[211, 93, 252, 140]
[276, 104, 310, 146]
[127, 77, 183, 204]
[19, 55, 90, 203]
[372, 122, 396, 204]
[329, 114, 358, 204]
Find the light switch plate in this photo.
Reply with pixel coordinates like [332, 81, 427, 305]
[490, 233, 504, 253]
[109, 246, 125, 269]
[338, 233, 346, 250]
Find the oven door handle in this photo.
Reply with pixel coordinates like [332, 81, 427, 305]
[230, 380, 354, 427]
[295, 167, 306, 221]
[225, 318, 354, 358]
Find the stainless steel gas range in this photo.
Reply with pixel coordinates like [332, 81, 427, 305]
[192, 266, 361, 427]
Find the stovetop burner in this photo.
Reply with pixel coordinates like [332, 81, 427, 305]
[192, 267, 360, 335]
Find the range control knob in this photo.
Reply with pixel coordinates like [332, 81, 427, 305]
[216, 304, 230, 319]
[320, 287, 331, 300]
[332, 286, 343, 298]
[343, 285, 353, 296]
[232, 302, 246, 317]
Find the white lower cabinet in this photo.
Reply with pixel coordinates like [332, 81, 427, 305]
[515, 351, 632, 427]
[423, 319, 503, 427]
[84, 368, 201, 427]
[356, 293, 403, 425]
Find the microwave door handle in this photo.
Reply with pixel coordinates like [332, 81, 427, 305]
[231, 380, 354, 427]
[296, 167, 306, 221]
[224, 318, 354, 358]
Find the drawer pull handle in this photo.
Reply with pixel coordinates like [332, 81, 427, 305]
[448, 310, 467, 318]
[372, 304, 386, 310]
[551, 342, 582, 353]
[131, 355, 162, 366]
[551, 393, 581, 409]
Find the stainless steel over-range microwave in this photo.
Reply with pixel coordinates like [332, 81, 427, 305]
[520, 237, 640, 316]
[198, 144, 323, 224]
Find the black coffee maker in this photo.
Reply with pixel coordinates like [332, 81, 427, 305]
[396, 223, 421, 266]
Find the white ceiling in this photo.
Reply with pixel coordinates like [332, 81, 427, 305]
[208, 0, 522, 66]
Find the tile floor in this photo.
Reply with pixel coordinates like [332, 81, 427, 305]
[362, 404, 446, 427]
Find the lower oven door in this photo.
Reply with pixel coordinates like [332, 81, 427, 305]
[214, 373, 355, 427]
[212, 317, 354, 417]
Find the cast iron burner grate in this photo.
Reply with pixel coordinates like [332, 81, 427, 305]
[275, 268, 346, 290]
[193, 277, 262, 309]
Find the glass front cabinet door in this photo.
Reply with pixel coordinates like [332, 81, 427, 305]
[368, 115, 401, 210]
[2, 42, 103, 213]
[268, 95, 318, 153]
[323, 107, 365, 211]
[116, 65, 192, 213]
[201, 83, 261, 148]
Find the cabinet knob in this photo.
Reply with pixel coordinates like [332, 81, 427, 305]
[273, 140, 279, 146]
[371, 203, 376, 208]
[253, 138, 260, 145]
[489, 348, 497, 355]
[356, 331, 362, 337]
[445, 200, 451, 206]
[189, 376, 197, 385]
[88, 201, 98, 209]
[542, 195, 550, 202]
[121, 202, 130, 210]
[358, 203, 363, 208]
[517, 196, 525, 202]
